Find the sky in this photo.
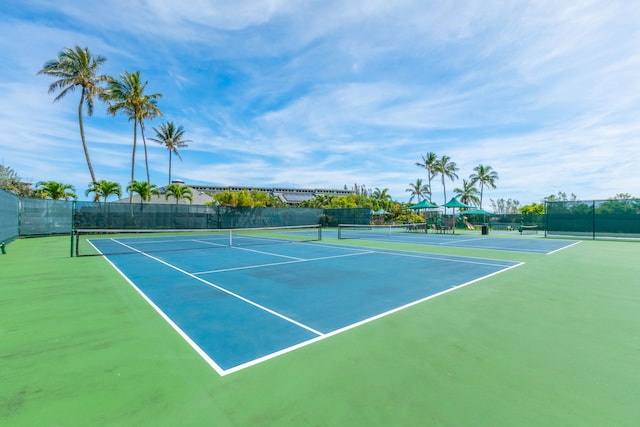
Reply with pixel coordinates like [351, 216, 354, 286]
[1, 1, 639, 205]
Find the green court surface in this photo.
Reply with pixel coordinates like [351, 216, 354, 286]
[2, 234, 639, 426]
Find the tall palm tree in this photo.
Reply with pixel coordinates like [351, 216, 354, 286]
[127, 180, 160, 204]
[454, 179, 480, 207]
[103, 71, 162, 200]
[434, 155, 459, 208]
[35, 181, 77, 200]
[38, 46, 111, 183]
[164, 183, 193, 204]
[405, 178, 430, 202]
[85, 180, 122, 203]
[415, 152, 438, 202]
[149, 121, 191, 184]
[469, 164, 499, 209]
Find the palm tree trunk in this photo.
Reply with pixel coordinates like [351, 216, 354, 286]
[130, 121, 137, 203]
[78, 91, 97, 183]
[168, 150, 172, 185]
[140, 120, 150, 185]
[442, 176, 447, 214]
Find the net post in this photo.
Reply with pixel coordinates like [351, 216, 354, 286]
[318, 224, 322, 241]
[229, 229, 233, 247]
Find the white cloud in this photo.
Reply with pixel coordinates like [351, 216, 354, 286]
[1, 1, 640, 204]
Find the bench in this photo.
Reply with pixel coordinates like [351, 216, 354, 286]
[405, 223, 426, 232]
[518, 225, 538, 235]
[433, 218, 454, 234]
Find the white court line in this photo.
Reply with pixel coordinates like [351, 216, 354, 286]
[99, 237, 524, 377]
[546, 240, 582, 255]
[221, 260, 525, 376]
[109, 239, 324, 337]
[232, 245, 305, 260]
[192, 250, 375, 275]
[314, 240, 516, 268]
[370, 248, 514, 268]
[436, 236, 488, 246]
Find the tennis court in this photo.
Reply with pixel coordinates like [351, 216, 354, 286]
[336, 224, 579, 254]
[88, 228, 521, 375]
[4, 232, 640, 426]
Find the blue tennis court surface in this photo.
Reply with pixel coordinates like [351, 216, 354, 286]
[93, 237, 522, 375]
[332, 229, 579, 254]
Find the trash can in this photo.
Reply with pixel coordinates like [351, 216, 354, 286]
[481, 224, 489, 235]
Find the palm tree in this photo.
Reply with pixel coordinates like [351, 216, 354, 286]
[371, 187, 393, 212]
[85, 180, 122, 203]
[164, 183, 193, 204]
[405, 178, 430, 202]
[454, 179, 480, 207]
[35, 181, 77, 200]
[38, 46, 111, 183]
[127, 180, 160, 204]
[371, 187, 392, 201]
[415, 152, 438, 202]
[103, 71, 162, 200]
[149, 122, 191, 184]
[469, 164, 499, 209]
[433, 155, 459, 208]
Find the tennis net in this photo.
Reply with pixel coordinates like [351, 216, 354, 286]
[73, 224, 322, 257]
[338, 223, 427, 239]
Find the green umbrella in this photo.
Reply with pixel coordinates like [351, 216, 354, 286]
[443, 197, 473, 209]
[408, 199, 439, 226]
[459, 207, 491, 215]
[408, 199, 439, 209]
[372, 209, 389, 215]
[442, 198, 473, 233]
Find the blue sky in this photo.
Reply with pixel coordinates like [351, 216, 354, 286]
[1, 1, 639, 205]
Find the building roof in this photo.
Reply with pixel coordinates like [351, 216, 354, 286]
[115, 184, 353, 205]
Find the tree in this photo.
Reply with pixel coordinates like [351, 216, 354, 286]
[371, 187, 392, 201]
[405, 178, 430, 202]
[490, 198, 521, 214]
[0, 164, 33, 196]
[149, 121, 191, 184]
[469, 164, 498, 209]
[164, 183, 193, 204]
[415, 152, 438, 202]
[127, 180, 160, 203]
[38, 46, 111, 183]
[454, 179, 480, 207]
[103, 71, 162, 200]
[85, 180, 122, 203]
[612, 193, 633, 200]
[544, 191, 577, 202]
[35, 181, 77, 200]
[433, 155, 459, 208]
[520, 203, 544, 214]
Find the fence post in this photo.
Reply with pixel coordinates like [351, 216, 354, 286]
[592, 200, 596, 240]
[70, 200, 76, 257]
[545, 201, 550, 237]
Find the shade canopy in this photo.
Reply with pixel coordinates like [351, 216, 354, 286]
[459, 208, 492, 215]
[408, 199, 439, 209]
[443, 197, 473, 209]
[371, 209, 389, 215]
